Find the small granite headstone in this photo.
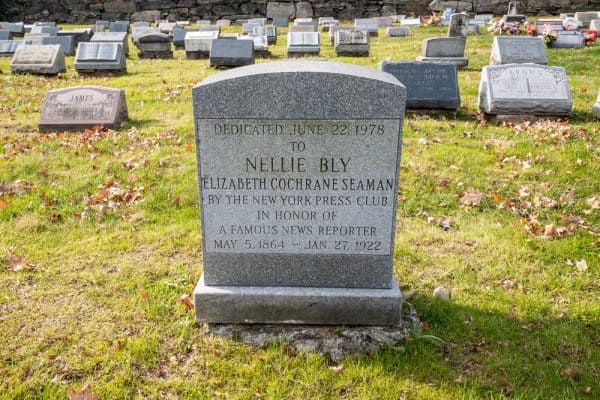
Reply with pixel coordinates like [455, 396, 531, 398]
[32, 35, 75, 56]
[334, 29, 369, 56]
[33, 22, 56, 27]
[10, 44, 65, 74]
[240, 35, 269, 54]
[30, 26, 59, 35]
[289, 25, 316, 33]
[91, 31, 129, 55]
[185, 31, 219, 58]
[109, 21, 129, 33]
[535, 19, 563, 35]
[132, 27, 159, 44]
[5, 22, 25, 35]
[380, 61, 460, 110]
[321, 20, 339, 32]
[57, 29, 93, 48]
[478, 63, 572, 116]
[287, 31, 320, 56]
[447, 13, 469, 39]
[354, 18, 379, 36]
[248, 18, 267, 26]
[0, 30, 12, 40]
[490, 36, 546, 65]
[401, 18, 421, 28]
[209, 38, 254, 67]
[551, 30, 585, 49]
[216, 19, 231, 27]
[39, 86, 128, 132]
[192, 60, 406, 325]
[504, 1, 526, 23]
[386, 26, 410, 37]
[133, 21, 150, 28]
[137, 32, 173, 59]
[575, 11, 600, 29]
[243, 22, 260, 35]
[0, 40, 26, 57]
[416, 37, 468, 67]
[294, 18, 316, 28]
[173, 28, 193, 49]
[74, 42, 126, 72]
[376, 17, 395, 27]
[96, 21, 110, 31]
[272, 18, 289, 28]
[329, 26, 353, 44]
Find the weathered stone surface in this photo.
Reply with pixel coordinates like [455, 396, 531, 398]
[289, 25, 315, 32]
[206, 301, 421, 362]
[490, 36, 546, 65]
[39, 86, 127, 131]
[329, 26, 353, 44]
[109, 21, 129, 33]
[0, 30, 13, 40]
[386, 26, 410, 37]
[0, 40, 26, 57]
[416, 37, 468, 67]
[75, 42, 126, 72]
[32, 35, 75, 56]
[272, 17, 289, 28]
[132, 27, 159, 43]
[334, 29, 369, 56]
[30, 25, 59, 35]
[240, 34, 269, 53]
[448, 13, 469, 39]
[380, 61, 460, 110]
[295, 2, 313, 18]
[550, 30, 585, 48]
[91, 31, 129, 55]
[10, 44, 65, 74]
[478, 64, 572, 116]
[209, 38, 254, 67]
[354, 18, 379, 36]
[173, 27, 193, 48]
[185, 30, 218, 58]
[575, 11, 600, 28]
[57, 28, 93, 48]
[287, 31, 319, 55]
[137, 32, 173, 58]
[266, 2, 295, 19]
[192, 60, 406, 324]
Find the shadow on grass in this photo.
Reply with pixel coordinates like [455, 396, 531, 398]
[355, 294, 599, 399]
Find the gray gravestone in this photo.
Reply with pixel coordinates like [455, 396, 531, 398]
[504, 1, 526, 23]
[320, 20, 339, 32]
[478, 63, 572, 116]
[31, 26, 59, 35]
[447, 13, 469, 39]
[416, 37, 468, 67]
[248, 18, 267, 26]
[0, 30, 12, 40]
[254, 26, 277, 44]
[490, 36, 547, 65]
[10, 44, 65, 74]
[4, 23, 24, 35]
[91, 31, 129, 55]
[216, 19, 231, 27]
[272, 18, 289, 28]
[33, 22, 56, 27]
[39, 86, 128, 132]
[401, 18, 421, 27]
[192, 60, 406, 325]
[289, 25, 316, 33]
[185, 31, 219, 58]
[96, 21, 110, 31]
[109, 21, 129, 33]
[592, 90, 600, 119]
[575, 11, 600, 29]
[380, 61, 460, 110]
[133, 21, 150, 28]
[0, 40, 26, 57]
[354, 18, 379, 36]
[173, 28, 193, 48]
[132, 27, 159, 44]
[240, 35, 269, 54]
[57, 29, 93, 48]
[386, 26, 410, 37]
[197, 19, 211, 27]
[329, 26, 353, 44]
[74, 42, 126, 72]
[32, 35, 75, 56]
[137, 32, 173, 59]
[550, 31, 585, 49]
[287, 31, 320, 55]
[334, 29, 369, 56]
[243, 23, 260, 35]
[209, 39, 254, 67]
[200, 26, 220, 33]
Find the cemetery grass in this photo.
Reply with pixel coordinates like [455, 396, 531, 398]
[0, 24, 599, 399]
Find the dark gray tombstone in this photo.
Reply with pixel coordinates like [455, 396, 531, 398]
[209, 39, 254, 67]
[137, 32, 173, 59]
[448, 13, 469, 39]
[479, 64, 572, 116]
[192, 60, 407, 325]
[416, 37, 468, 67]
[91, 31, 129, 55]
[0, 30, 12, 40]
[380, 61, 460, 110]
[10, 44, 65, 75]
[272, 17, 289, 28]
[109, 21, 129, 33]
[334, 30, 369, 56]
[74, 42, 126, 72]
[132, 27, 160, 44]
[30, 26, 59, 35]
[57, 29, 93, 48]
[39, 86, 128, 132]
[0, 40, 26, 57]
[490, 36, 546, 65]
[33, 35, 75, 56]
[354, 18, 379, 36]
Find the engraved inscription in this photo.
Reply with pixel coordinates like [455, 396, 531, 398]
[198, 119, 401, 255]
[489, 67, 569, 99]
[42, 89, 116, 122]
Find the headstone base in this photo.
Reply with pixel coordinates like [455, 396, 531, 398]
[204, 302, 420, 362]
[415, 56, 468, 67]
[186, 50, 209, 59]
[593, 103, 600, 119]
[287, 48, 320, 56]
[194, 274, 403, 326]
[138, 50, 173, 59]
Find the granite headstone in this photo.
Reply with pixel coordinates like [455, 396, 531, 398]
[287, 31, 320, 55]
[490, 36, 547, 65]
[10, 44, 65, 74]
[39, 86, 128, 131]
[334, 29, 369, 56]
[448, 13, 469, 38]
[192, 60, 406, 325]
[185, 31, 218, 58]
[416, 37, 468, 67]
[209, 39, 254, 67]
[91, 31, 129, 55]
[74, 42, 126, 72]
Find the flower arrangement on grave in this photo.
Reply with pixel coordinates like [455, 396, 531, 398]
[542, 25, 558, 46]
[582, 30, 597, 44]
[524, 21, 537, 36]
[562, 17, 581, 31]
[488, 19, 521, 35]
[423, 12, 442, 26]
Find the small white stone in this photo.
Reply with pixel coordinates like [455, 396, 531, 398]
[433, 286, 451, 301]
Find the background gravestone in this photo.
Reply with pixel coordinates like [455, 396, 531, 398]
[192, 60, 407, 325]
[75, 42, 126, 72]
[380, 61, 460, 111]
[479, 64, 572, 116]
[447, 13, 469, 38]
[416, 37, 468, 67]
[10, 44, 65, 75]
[39, 86, 128, 132]
[490, 36, 547, 65]
[334, 30, 369, 56]
[209, 39, 254, 67]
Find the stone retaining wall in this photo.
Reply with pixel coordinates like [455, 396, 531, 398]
[4, 0, 600, 23]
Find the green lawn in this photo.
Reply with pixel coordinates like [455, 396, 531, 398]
[0, 22, 598, 399]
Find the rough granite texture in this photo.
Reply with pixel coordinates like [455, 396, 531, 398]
[379, 61, 460, 110]
[478, 63, 572, 116]
[74, 42, 126, 72]
[209, 38, 254, 67]
[38, 85, 128, 132]
[192, 61, 406, 324]
[490, 36, 547, 65]
[205, 301, 422, 362]
[416, 37, 468, 67]
[10, 44, 65, 74]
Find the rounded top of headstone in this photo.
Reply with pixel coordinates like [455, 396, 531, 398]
[138, 32, 170, 42]
[198, 60, 403, 88]
[193, 61, 406, 119]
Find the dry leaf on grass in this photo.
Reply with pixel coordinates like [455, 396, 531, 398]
[461, 188, 484, 207]
[68, 382, 99, 400]
[179, 294, 194, 311]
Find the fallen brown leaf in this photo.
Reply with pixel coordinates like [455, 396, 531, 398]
[461, 188, 484, 207]
[68, 382, 99, 400]
[179, 294, 194, 311]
